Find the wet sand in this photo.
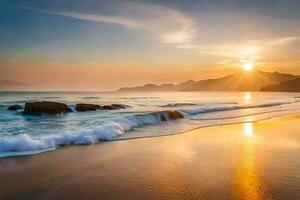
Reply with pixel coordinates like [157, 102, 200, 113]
[1, 114, 300, 200]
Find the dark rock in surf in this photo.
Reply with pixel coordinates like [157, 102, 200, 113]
[24, 101, 72, 115]
[100, 104, 127, 110]
[111, 104, 128, 109]
[7, 104, 23, 111]
[75, 103, 128, 112]
[75, 104, 100, 112]
[100, 105, 115, 110]
[168, 111, 184, 120]
[158, 111, 184, 122]
[160, 114, 167, 121]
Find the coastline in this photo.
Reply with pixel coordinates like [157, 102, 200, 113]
[1, 113, 300, 200]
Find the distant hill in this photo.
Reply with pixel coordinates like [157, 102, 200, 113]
[0, 80, 30, 91]
[118, 71, 300, 92]
[261, 78, 300, 92]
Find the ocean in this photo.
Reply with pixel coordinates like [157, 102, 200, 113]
[1, 91, 300, 157]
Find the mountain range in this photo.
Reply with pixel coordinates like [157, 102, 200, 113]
[261, 78, 300, 92]
[118, 71, 300, 92]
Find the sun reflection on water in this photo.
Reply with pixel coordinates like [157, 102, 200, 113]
[233, 123, 273, 200]
[244, 123, 254, 138]
[244, 92, 252, 104]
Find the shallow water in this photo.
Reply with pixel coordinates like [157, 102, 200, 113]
[1, 91, 300, 157]
[0, 116, 300, 200]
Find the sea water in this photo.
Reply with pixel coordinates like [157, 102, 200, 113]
[0, 91, 300, 157]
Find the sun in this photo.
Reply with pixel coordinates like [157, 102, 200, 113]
[243, 63, 253, 72]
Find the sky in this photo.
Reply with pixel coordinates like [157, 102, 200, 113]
[1, 0, 300, 91]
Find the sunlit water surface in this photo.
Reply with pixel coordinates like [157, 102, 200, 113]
[0, 91, 300, 157]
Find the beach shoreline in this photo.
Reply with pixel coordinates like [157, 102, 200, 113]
[1, 113, 300, 200]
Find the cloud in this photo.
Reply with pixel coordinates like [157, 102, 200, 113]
[176, 36, 300, 57]
[14, 0, 197, 46]
[266, 36, 299, 46]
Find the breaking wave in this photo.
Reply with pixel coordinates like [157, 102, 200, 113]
[0, 111, 182, 157]
[160, 102, 238, 108]
[180, 101, 300, 115]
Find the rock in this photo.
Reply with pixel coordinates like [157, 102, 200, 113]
[160, 114, 167, 121]
[24, 101, 72, 115]
[111, 104, 127, 109]
[168, 111, 184, 120]
[7, 104, 23, 111]
[100, 104, 127, 110]
[100, 105, 115, 110]
[75, 103, 128, 112]
[75, 104, 100, 112]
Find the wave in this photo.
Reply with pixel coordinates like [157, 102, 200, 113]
[180, 100, 300, 115]
[160, 102, 238, 108]
[0, 110, 182, 157]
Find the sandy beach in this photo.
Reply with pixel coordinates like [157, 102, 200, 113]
[1, 114, 300, 200]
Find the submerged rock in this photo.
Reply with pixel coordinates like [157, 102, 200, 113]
[168, 111, 184, 120]
[75, 104, 100, 112]
[24, 101, 72, 115]
[7, 104, 23, 111]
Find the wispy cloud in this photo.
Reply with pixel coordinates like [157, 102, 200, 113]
[266, 36, 299, 46]
[14, 0, 197, 46]
[177, 36, 299, 53]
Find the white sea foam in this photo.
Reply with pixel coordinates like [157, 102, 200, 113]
[0, 111, 179, 157]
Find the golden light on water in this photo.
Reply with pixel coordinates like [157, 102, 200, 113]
[244, 123, 254, 138]
[244, 92, 252, 104]
[234, 122, 272, 200]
